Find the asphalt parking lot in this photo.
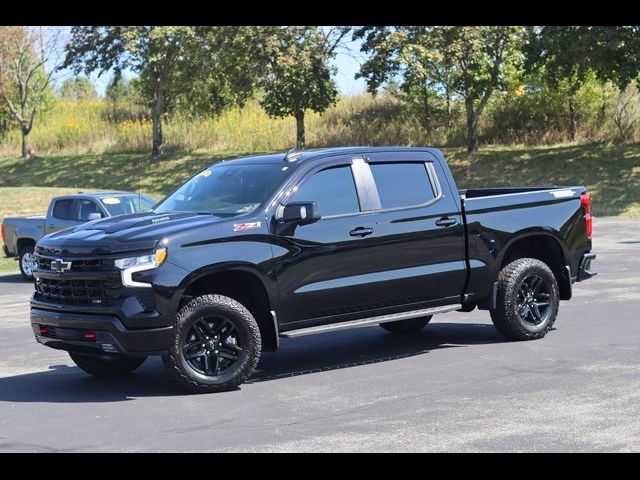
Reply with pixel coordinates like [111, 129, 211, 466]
[0, 216, 638, 452]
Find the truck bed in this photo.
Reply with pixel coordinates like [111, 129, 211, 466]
[459, 186, 559, 199]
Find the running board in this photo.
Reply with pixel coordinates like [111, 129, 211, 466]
[279, 304, 461, 338]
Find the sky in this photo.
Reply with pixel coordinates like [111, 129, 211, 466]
[51, 27, 368, 97]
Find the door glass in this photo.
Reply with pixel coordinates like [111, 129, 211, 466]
[290, 165, 360, 217]
[77, 200, 103, 220]
[370, 162, 435, 209]
[51, 199, 77, 220]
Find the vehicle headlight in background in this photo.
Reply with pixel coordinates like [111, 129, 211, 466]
[115, 247, 167, 288]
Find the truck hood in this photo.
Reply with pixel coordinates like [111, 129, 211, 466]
[37, 211, 230, 256]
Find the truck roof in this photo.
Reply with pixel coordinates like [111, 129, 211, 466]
[55, 191, 149, 199]
[216, 146, 442, 167]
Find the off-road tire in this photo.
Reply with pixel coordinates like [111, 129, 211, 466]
[166, 294, 261, 393]
[69, 352, 147, 377]
[490, 258, 559, 340]
[380, 315, 433, 334]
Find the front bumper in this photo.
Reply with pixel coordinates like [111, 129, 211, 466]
[576, 252, 597, 282]
[31, 307, 172, 357]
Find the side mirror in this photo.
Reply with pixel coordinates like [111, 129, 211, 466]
[87, 212, 102, 221]
[276, 201, 321, 224]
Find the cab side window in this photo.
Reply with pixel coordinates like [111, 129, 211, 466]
[289, 165, 360, 217]
[52, 199, 77, 220]
[78, 200, 104, 220]
[369, 162, 436, 209]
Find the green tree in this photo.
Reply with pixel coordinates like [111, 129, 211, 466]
[58, 76, 97, 100]
[105, 73, 132, 103]
[0, 26, 60, 159]
[524, 26, 640, 142]
[257, 26, 351, 149]
[63, 26, 198, 157]
[356, 26, 525, 156]
[64, 26, 264, 158]
[525, 26, 595, 142]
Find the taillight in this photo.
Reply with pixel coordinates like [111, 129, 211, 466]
[1, 222, 5, 242]
[581, 193, 592, 238]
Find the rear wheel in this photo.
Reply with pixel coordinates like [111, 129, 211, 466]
[380, 315, 432, 334]
[490, 258, 559, 340]
[166, 294, 261, 393]
[69, 352, 147, 377]
[19, 245, 35, 281]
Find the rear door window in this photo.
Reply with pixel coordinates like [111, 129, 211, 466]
[369, 162, 436, 209]
[52, 199, 78, 220]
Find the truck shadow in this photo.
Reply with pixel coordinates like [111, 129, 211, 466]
[0, 322, 505, 403]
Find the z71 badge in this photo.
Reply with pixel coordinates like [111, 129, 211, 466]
[233, 222, 261, 232]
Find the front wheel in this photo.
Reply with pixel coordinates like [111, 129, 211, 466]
[490, 258, 559, 340]
[380, 315, 432, 334]
[19, 245, 35, 281]
[166, 294, 261, 393]
[69, 352, 147, 377]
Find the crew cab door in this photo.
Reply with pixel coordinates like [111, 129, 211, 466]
[360, 151, 466, 305]
[272, 152, 466, 328]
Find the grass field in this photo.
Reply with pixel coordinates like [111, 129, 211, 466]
[1, 142, 638, 273]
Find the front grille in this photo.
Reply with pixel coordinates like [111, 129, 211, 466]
[32, 252, 156, 310]
[35, 277, 121, 305]
[36, 256, 115, 272]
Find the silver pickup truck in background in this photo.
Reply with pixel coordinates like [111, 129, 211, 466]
[2, 192, 156, 280]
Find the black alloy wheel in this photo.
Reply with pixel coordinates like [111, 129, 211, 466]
[516, 274, 552, 326]
[182, 316, 244, 377]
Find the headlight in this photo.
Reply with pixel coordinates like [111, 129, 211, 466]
[115, 247, 167, 270]
[115, 247, 167, 288]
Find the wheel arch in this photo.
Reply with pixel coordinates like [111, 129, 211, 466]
[17, 237, 37, 254]
[177, 263, 279, 351]
[497, 229, 571, 300]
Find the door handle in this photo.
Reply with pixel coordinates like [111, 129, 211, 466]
[349, 227, 374, 237]
[435, 217, 457, 227]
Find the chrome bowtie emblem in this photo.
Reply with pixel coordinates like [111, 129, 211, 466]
[51, 258, 72, 273]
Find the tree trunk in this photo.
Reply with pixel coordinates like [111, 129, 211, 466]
[20, 124, 30, 160]
[151, 78, 165, 158]
[465, 99, 479, 157]
[568, 97, 577, 142]
[422, 82, 430, 134]
[295, 110, 305, 149]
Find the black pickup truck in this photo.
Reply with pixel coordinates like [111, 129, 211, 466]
[29, 147, 596, 392]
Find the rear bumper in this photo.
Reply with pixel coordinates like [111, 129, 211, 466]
[576, 252, 597, 282]
[31, 307, 172, 357]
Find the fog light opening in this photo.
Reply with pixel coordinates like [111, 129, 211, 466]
[84, 331, 97, 341]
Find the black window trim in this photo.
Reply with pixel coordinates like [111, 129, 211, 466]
[277, 158, 366, 220]
[274, 155, 444, 222]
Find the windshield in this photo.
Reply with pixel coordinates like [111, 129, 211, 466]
[101, 195, 156, 216]
[153, 163, 291, 216]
